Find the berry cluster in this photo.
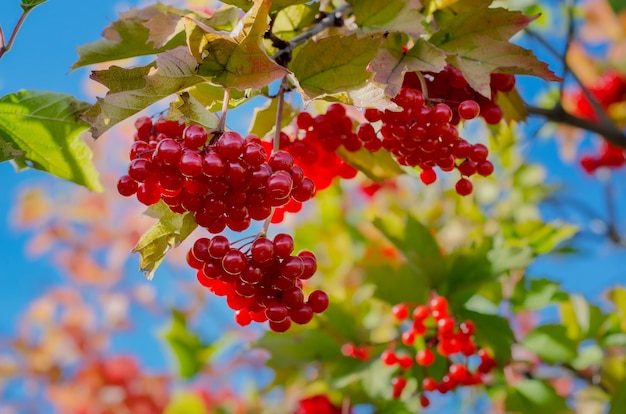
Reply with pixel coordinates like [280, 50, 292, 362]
[402, 65, 516, 125]
[117, 116, 328, 332]
[381, 296, 496, 407]
[566, 70, 626, 173]
[278, 105, 359, 191]
[186, 232, 329, 332]
[117, 117, 316, 232]
[357, 88, 494, 195]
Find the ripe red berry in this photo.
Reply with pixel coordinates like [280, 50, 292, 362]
[455, 178, 473, 196]
[415, 349, 435, 366]
[420, 168, 437, 185]
[458, 100, 480, 120]
[392, 303, 409, 321]
[308, 290, 329, 313]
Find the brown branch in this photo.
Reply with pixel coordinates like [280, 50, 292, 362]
[525, 104, 626, 149]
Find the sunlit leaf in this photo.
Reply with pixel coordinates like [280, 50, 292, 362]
[167, 92, 220, 129]
[248, 97, 297, 139]
[370, 35, 447, 97]
[366, 263, 430, 305]
[186, 0, 288, 90]
[560, 294, 607, 341]
[21, 0, 47, 12]
[497, 88, 528, 123]
[83, 47, 204, 138]
[348, 0, 425, 36]
[505, 379, 569, 413]
[187, 83, 253, 112]
[0, 91, 102, 191]
[429, 7, 561, 97]
[511, 277, 566, 311]
[132, 201, 198, 280]
[289, 33, 382, 100]
[272, 3, 319, 42]
[337, 147, 404, 182]
[522, 324, 578, 363]
[161, 309, 211, 379]
[164, 392, 209, 414]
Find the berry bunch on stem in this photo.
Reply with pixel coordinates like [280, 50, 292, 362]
[187, 232, 328, 332]
[116, 88, 328, 332]
[117, 118, 316, 232]
[380, 295, 496, 407]
[358, 85, 494, 195]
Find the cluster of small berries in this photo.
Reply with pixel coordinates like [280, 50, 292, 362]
[402, 65, 516, 125]
[276, 105, 359, 192]
[566, 70, 626, 173]
[117, 117, 316, 232]
[340, 295, 496, 408]
[186, 233, 328, 332]
[117, 117, 327, 332]
[357, 88, 494, 195]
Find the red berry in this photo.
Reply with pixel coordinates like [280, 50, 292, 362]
[455, 178, 473, 196]
[308, 290, 329, 313]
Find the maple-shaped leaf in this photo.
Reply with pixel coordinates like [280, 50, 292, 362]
[73, 4, 187, 69]
[370, 34, 447, 97]
[429, 7, 562, 97]
[82, 46, 204, 138]
[348, 0, 425, 37]
[185, 0, 288, 91]
[346, 81, 401, 111]
[289, 33, 382, 100]
[421, 0, 491, 15]
[133, 201, 198, 280]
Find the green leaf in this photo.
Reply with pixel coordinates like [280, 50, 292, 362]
[132, 201, 198, 280]
[366, 263, 430, 306]
[72, 4, 191, 69]
[608, 0, 626, 14]
[505, 379, 569, 413]
[83, 47, 204, 138]
[497, 88, 528, 123]
[161, 309, 210, 379]
[441, 248, 495, 306]
[336, 146, 404, 181]
[289, 33, 382, 100]
[429, 7, 561, 97]
[272, 4, 319, 42]
[560, 294, 607, 341]
[371, 35, 447, 97]
[167, 92, 220, 130]
[0, 91, 102, 191]
[457, 310, 514, 364]
[248, 97, 297, 139]
[255, 328, 343, 368]
[219, 0, 253, 12]
[21, 0, 47, 12]
[187, 83, 252, 112]
[571, 344, 604, 371]
[164, 392, 208, 414]
[0, 139, 26, 163]
[609, 378, 626, 414]
[373, 213, 444, 281]
[186, 0, 288, 90]
[348, 0, 425, 36]
[511, 277, 565, 311]
[522, 324, 578, 363]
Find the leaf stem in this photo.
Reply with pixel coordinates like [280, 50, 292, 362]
[416, 71, 429, 101]
[217, 88, 231, 132]
[0, 9, 31, 61]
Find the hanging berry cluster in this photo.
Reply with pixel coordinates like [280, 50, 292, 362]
[117, 118, 315, 232]
[117, 117, 325, 332]
[187, 233, 328, 332]
[343, 295, 497, 408]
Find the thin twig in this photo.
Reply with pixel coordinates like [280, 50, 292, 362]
[271, 4, 351, 66]
[0, 10, 32, 60]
